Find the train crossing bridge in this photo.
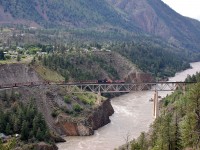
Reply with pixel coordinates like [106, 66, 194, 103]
[0, 81, 195, 118]
[61, 81, 194, 118]
[0, 81, 193, 92]
[64, 82, 192, 93]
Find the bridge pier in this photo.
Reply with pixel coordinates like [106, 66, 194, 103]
[97, 91, 101, 104]
[153, 90, 159, 118]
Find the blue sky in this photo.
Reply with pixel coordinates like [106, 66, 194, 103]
[162, 0, 200, 21]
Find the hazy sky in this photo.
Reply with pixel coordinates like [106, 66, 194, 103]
[162, 0, 200, 21]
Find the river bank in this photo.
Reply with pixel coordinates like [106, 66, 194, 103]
[57, 62, 200, 150]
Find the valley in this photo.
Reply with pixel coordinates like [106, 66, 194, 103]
[57, 62, 200, 150]
[0, 0, 200, 150]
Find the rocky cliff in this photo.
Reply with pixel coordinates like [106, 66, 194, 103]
[56, 99, 114, 136]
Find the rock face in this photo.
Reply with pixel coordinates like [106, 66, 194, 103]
[125, 72, 154, 83]
[89, 99, 114, 130]
[56, 99, 114, 136]
[108, 0, 169, 37]
[0, 64, 42, 84]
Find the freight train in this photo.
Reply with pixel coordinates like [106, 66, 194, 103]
[78, 79, 125, 84]
[0, 79, 126, 89]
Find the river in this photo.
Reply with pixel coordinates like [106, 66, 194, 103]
[57, 62, 200, 150]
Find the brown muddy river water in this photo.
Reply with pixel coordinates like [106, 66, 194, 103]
[57, 62, 200, 150]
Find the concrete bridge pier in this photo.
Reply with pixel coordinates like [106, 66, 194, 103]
[97, 91, 101, 105]
[153, 90, 159, 118]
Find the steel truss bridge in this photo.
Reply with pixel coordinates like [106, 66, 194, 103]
[63, 81, 195, 118]
[0, 81, 195, 118]
[0, 82, 194, 93]
[64, 82, 194, 94]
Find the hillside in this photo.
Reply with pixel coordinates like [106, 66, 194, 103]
[0, 0, 138, 31]
[0, 63, 114, 149]
[107, 0, 200, 51]
[39, 51, 141, 81]
[1, 0, 200, 52]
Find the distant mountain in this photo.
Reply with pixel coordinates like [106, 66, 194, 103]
[0, 0, 139, 31]
[107, 0, 200, 51]
[0, 0, 200, 52]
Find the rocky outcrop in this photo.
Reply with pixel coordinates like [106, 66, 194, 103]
[89, 99, 114, 130]
[56, 99, 114, 136]
[0, 64, 42, 84]
[125, 72, 154, 83]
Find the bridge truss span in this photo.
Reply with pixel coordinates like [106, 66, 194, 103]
[64, 82, 193, 94]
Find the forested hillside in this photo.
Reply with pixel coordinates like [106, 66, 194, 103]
[0, 92, 54, 149]
[39, 50, 138, 81]
[108, 42, 190, 77]
[0, 0, 138, 31]
[126, 72, 200, 150]
[34, 43, 191, 80]
[1, 0, 200, 52]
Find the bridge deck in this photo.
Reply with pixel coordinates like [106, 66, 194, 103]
[62, 82, 194, 93]
[0, 82, 195, 93]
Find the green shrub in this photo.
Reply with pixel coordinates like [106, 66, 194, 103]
[77, 94, 95, 105]
[64, 96, 71, 104]
[73, 104, 83, 112]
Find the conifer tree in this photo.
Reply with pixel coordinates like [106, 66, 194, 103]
[21, 121, 29, 141]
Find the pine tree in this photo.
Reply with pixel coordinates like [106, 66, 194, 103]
[13, 118, 20, 133]
[173, 112, 182, 150]
[36, 128, 43, 141]
[5, 123, 12, 135]
[180, 113, 197, 148]
[21, 121, 29, 141]
[33, 115, 39, 136]
[187, 83, 200, 148]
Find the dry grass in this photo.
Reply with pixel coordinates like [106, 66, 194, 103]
[33, 63, 64, 82]
[0, 56, 33, 64]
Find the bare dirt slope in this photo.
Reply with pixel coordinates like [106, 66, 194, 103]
[0, 63, 43, 84]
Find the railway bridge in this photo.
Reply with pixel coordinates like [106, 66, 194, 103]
[63, 81, 194, 118]
[0, 81, 195, 118]
[64, 82, 191, 93]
